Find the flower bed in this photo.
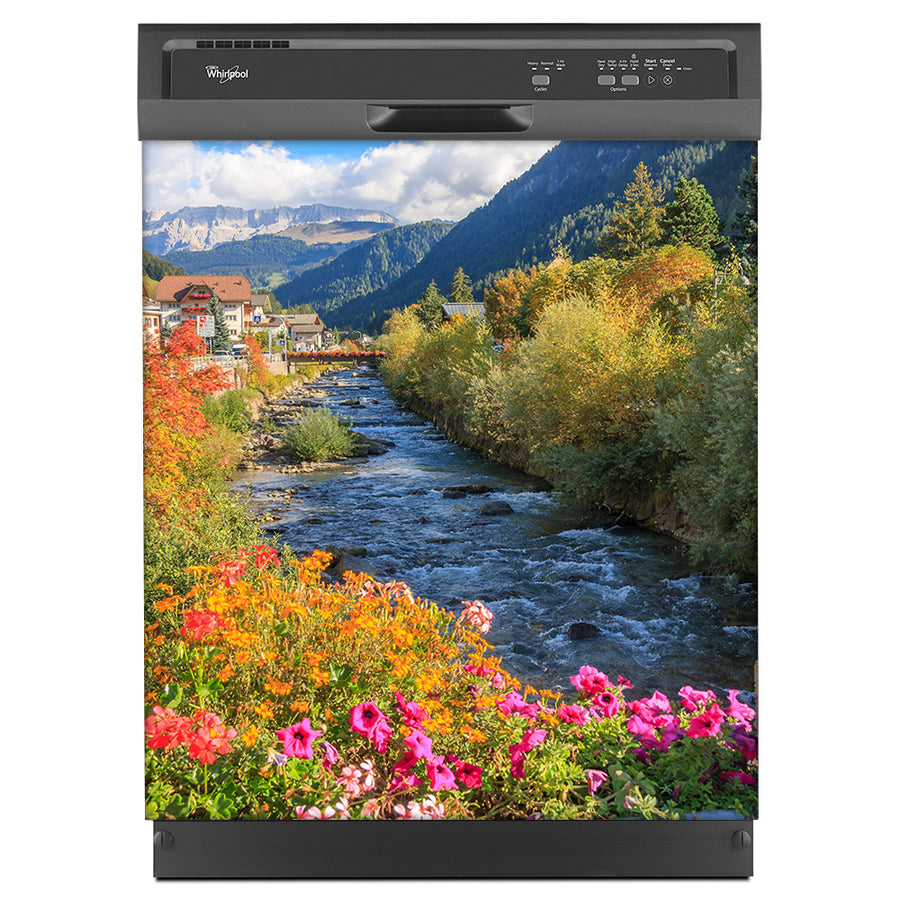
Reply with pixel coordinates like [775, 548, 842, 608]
[145, 547, 757, 820]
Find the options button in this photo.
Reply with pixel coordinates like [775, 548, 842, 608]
[532, 74, 550, 86]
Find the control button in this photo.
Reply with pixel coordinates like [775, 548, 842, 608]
[621, 75, 639, 86]
[597, 75, 616, 86]
[532, 74, 550, 86]
[662, 73, 674, 86]
[646, 74, 657, 86]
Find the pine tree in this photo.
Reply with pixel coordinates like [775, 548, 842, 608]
[207, 292, 232, 352]
[660, 176, 722, 256]
[600, 162, 664, 259]
[415, 280, 446, 325]
[450, 267, 474, 305]
[734, 156, 758, 284]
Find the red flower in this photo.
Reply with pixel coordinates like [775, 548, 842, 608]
[685, 703, 727, 738]
[454, 761, 483, 789]
[179, 610, 220, 641]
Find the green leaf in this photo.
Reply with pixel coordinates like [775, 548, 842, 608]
[161, 683, 184, 709]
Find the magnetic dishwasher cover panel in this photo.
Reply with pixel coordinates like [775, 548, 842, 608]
[140, 23, 760, 879]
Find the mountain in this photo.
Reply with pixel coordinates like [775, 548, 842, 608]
[142, 204, 398, 255]
[331, 141, 756, 330]
[278, 221, 397, 244]
[274, 221, 455, 315]
[160, 234, 352, 292]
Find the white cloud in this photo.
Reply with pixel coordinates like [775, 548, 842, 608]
[142, 140, 556, 222]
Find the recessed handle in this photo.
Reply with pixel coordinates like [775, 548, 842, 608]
[366, 104, 534, 134]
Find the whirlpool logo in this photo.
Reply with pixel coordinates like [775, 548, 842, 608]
[205, 64, 250, 84]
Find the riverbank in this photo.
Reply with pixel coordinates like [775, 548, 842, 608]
[228, 366, 757, 699]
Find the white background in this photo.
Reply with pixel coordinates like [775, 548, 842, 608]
[6, 1, 895, 896]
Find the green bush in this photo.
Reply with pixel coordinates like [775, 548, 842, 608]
[201, 389, 253, 433]
[283, 408, 357, 460]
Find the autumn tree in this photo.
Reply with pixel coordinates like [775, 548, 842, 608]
[613, 245, 714, 325]
[143, 321, 230, 515]
[600, 162, 664, 259]
[659, 177, 722, 256]
[484, 268, 533, 341]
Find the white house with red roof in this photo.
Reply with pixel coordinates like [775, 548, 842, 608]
[155, 276, 253, 340]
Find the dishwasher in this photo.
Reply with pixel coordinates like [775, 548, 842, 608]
[140, 23, 760, 879]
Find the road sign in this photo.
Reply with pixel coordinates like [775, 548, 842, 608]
[196, 315, 214, 337]
[253, 316, 261, 324]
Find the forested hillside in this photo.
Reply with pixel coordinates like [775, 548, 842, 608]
[335, 141, 754, 330]
[274, 220, 455, 315]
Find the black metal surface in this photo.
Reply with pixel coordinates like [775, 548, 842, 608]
[137, 23, 760, 140]
[153, 820, 753, 879]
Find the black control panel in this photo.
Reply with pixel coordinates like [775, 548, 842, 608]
[169, 46, 733, 101]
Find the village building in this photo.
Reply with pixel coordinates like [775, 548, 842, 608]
[155, 276, 253, 340]
[440, 302, 485, 322]
[286, 313, 326, 350]
[142, 302, 162, 348]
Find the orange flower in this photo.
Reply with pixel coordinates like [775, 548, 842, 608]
[255, 702, 274, 719]
[264, 678, 292, 696]
[242, 724, 259, 747]
[290, 700, 310, 714]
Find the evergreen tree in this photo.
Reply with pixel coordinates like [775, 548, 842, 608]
[450, 267, 474, 305]
[415, 279, 446, 325]
[660, 176, 722, 256]
[207, 292, 232, 352]
[734, 156, 758, 284]
[600, 162, 664, 259]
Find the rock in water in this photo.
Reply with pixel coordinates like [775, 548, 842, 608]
[567, 622, 600, 641]
[442, 490, 467, 499]
[478, 501, 515, 516]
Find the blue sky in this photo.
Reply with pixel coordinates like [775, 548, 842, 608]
[142, 140, 556, 223]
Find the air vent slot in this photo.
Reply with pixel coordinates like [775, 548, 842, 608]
[196, 40, 213, 48]
[214, 40, 232, 48]
[252, 40, 271, 48]
[234, 40, 251, 49]
[272, 40, 289, 48]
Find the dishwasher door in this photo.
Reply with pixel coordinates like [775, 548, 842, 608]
[141, 24, 759, 879]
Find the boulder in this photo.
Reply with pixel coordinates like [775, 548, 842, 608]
[478, 500, 515, 516]
[444, 484, 493, 495]
[442, 489, 467, 499]
[567, 622, 601, 641]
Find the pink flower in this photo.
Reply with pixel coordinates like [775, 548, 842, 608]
[585, 769, 608, 796]
[570, 666, 609, 695]
[726, 725, 758, 762]
[295, 804, 335, 819]
[371, 717, 394, 753]
[179, 610, 221, 641]
[393, 750, 419, 774]
[426, 756, 458, 791]
[626, 714, 660, 750]
[685, 703, 727, 738]
[509, 729, 547, 779]
[678, 685, 717, 712]
[388, 772, 423, 792]
[321, 740, 339, 770]
[454, 761, 483, 789]
[274, 718, 323, 760]
[337, 761, 376, 797]
[349, 702, 393, 751]
[722, 771, 757, 786]
[395, 692, 427, 728]
[618, 675, 633, 689]
[361, 798, 380, 818]
[726, 690, 756, 729]
[404, 729, 434, 761]
[591, 690, 622, 718]
[496, 691, 540, 718]
[145, 706, 193, 750]
[557, 703, 590, 725]
[461, 599, 493, 634]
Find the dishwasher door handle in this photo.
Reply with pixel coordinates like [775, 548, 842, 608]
[366, 104, 534, 134]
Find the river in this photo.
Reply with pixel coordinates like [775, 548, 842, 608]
[232, 366, 757, 702]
